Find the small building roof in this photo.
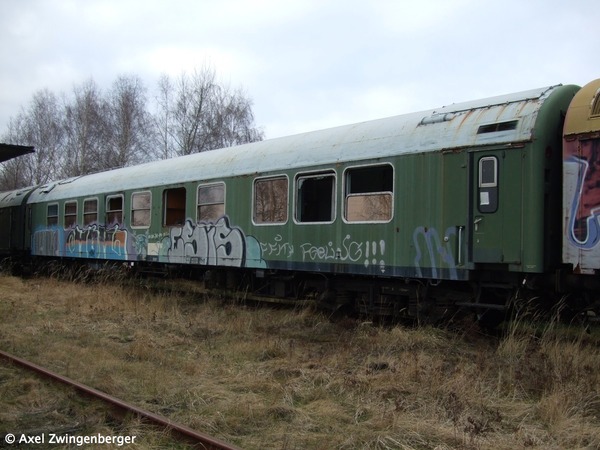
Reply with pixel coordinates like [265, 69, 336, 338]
[0, 143, 34, 163]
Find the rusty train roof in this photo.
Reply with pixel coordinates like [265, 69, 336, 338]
[27, 83, 578, 203]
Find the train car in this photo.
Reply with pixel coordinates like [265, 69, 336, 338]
[7, 79, 600, 321]
[563, 79, 600, 275]
[0, 186, 36, 260]
[12, 80, 585, 321]
[0, 144, 35, 262]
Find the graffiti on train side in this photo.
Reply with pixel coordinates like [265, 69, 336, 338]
[32, 228, 61, 257]
[260, 234, 294, 258]
[32, 224, 133, 260]
[564, 139, 600, 249]
[31, 219, 458, 279]
[160, 216, 265, 268]
[66, 224, 131, 259]
[301, 236, 386, 272]
[413, 226, 458, 280]
[32, 217, 266, 267]
[260, 234, 386, 271]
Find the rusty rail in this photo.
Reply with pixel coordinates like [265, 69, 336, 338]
[0, 349, 242, 450]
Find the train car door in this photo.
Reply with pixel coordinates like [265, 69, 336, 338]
[470, 149, 522, 264]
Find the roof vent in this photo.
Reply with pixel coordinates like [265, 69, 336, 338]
[477, 120, 518, 134]
[419, 112, 456, 125]
[591, 89, 600, 118]
[40, 183, 57, 194]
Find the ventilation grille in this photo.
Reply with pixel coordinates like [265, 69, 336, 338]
[477, 120, 518, 134]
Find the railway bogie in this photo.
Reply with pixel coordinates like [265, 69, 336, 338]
[2, 78, 600, 323]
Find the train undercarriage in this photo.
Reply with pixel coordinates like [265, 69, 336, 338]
[191, 264, 600, 328]
[3, 255, 599, 329]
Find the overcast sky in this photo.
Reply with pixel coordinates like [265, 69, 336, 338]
[1, 0, 599, 140]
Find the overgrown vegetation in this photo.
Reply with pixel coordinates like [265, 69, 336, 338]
[1, 273, 599, 449]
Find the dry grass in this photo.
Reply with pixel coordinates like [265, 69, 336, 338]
[1, 273, 600, 449]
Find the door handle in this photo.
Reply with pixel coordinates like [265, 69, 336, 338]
[474, 216, 483, 231]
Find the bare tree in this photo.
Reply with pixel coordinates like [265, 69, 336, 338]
[62, 79, 109, 177]
[161, 65, 263, 156]
[0, 116, 29, 190]
[25, 89, 64, 183]
[212, 86, 264, 149]
[171, 67, 216, 155]
[153, 74, 175, 159]
[0, 89, 63, 189]
[105, 75, 153, 168]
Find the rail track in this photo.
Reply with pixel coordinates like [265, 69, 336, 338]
[0, 349, 241, 450]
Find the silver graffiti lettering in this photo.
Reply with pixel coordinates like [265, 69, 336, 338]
[299, 235, 385, 271]
[164, 217, 246, 267]
[260, 234, 294, 258]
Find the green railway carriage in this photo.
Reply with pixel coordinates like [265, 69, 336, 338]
[26, 84, 577, 273]
[2, 81, 587, 319]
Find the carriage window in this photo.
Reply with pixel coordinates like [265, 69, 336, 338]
[344, 164, 393, 222]
[83, 198, 98, 225]
[197, 183, 225, 222]
[64, 201, 77, 228]
[47, 203, 58, 227]
[591, 92, 600, 117]
[253, 176, 288, 224]
[478, 156, 498, 213]
[131, 191, 151, 228]
[164, 187, 186, 226]
[106, 195, 124, 225]
[477, 120, 518, 134]
[296, 171, 336, 223]
[479, 157, 497, 187]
